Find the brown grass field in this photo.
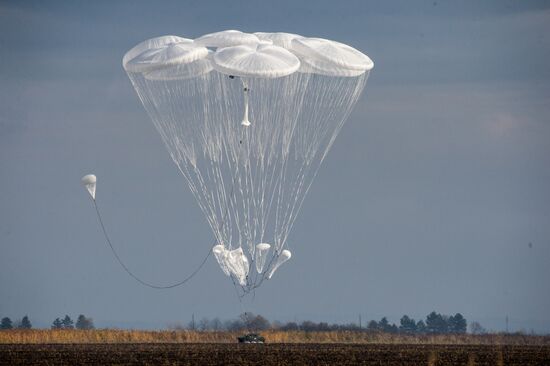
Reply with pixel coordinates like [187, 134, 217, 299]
[1, 330, 549, 365]
[1, 329, 549, 345]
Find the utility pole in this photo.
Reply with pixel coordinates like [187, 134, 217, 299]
[506, 315, 509, 333]
[192, 313, 195, 331]
[359, 314, 362, 330]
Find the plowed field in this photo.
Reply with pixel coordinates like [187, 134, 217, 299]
[1, 343, 550, 365]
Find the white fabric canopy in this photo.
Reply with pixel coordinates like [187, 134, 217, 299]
[123, 36, 193, 70]
[125, 42, 209, 73]
[291, 37, 373, 70]
[123, 31, 373, 78]
[194, 30, 263, 48]
[213, 44, 300, 78]
[81, 174, 97, 200]
[290, 37, 373, 76]
[254, 32, 303, 49]
[254, 243, 271, 273]
[144, 57, 214, 80]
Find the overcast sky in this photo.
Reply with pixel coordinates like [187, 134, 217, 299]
[1, 0, 549, 332]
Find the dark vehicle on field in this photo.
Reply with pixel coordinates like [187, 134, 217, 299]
[237, 333, 265, 343]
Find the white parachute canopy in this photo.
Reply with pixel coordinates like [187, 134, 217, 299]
[266, 250, 291, 279]
[194, 30, 264, 48]
[254, 243, 271, 274]
[81, 174, 97, 200]
[123, 30, 373, 293]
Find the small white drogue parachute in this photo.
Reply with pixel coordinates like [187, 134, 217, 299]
[267, 250, 292, 279]
[254, 243, 271, 273]
[122, 29, 373, 294]
[81, 174, 97, 200]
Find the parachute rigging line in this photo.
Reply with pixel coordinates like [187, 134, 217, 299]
[87, 125, 246, 291]
[92, 199, 213, 289]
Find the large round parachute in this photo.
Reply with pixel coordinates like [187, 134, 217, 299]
[122, 30, 373, 293]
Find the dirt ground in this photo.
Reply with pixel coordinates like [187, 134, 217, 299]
[1, 343, 550, 365]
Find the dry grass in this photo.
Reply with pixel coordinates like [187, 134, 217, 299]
[0, 329, 548, 345]
[263, 331, 550, 345]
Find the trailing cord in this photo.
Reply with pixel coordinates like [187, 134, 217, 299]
[92, 199, 212, 289]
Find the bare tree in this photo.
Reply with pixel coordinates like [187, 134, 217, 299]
[198, 317, 210, 331]
[210, 317, 222, 331]
[469, 321, 486, 335]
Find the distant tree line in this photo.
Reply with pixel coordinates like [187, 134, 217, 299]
[1, 311, 478, 334]
[0, 314, 94, 330]
[0, 315, 32, 330]
[365, 312, 467, 334]
[51, 315, 95, 330]
[175, 311, 472, 334]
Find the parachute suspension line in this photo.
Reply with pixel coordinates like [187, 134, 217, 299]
[91, 199, 212, 289]
[274, 73, 370, 251]
[124, 52, 371, 292]
[227, 124, 252, 299]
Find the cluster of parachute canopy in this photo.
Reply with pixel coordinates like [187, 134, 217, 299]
[120, 30, 373, 293]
